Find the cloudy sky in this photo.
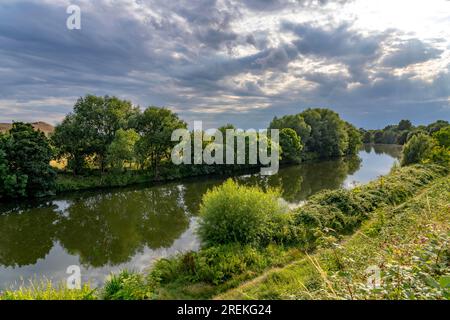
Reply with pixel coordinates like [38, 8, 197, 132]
[0, 0, 449, 129]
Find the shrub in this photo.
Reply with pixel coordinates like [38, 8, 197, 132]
[198, 179, 285, 246]
[0, 280, 96, 300]
[0, 123, 56, 198]
[151, 243, 294, 286]
[401, 133, 434, 166]
[103, 270, 154, 300]
[279, 128, 303, 164]
[292, 164, 448, 250]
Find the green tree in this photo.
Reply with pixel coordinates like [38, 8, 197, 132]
[1, 123, 55, 197]
[345, 123, 362, 155]
[1, 133, 28, 198]
[198, 179, 285, 246]
[396, 130, 409, 145]
[401, 133, 434, 166]
[361, 130, 373, 144]
[269, 114, 311, 144]
[300, 108, 349, 158]
[107, 129, 140, 170]
[432, 126, 450, 148]
[426, 120, 449, 134]
[52, 114, 88, 175]
[135, 107, 186, 176]
[279, 128, 303, 164]
[52, 95, 138, 173]
[373, 130, 384, 144]
[428, 126, 450, 165]
[398, 119, 413, 131]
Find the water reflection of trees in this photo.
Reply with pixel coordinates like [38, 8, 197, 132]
[56, 186, 191, 267]
[0, 154, 364, 268]
[372, 144, 402, 158]
[0, 207, 59, 267]
[236, 156, 362, 203]
[0, 184, 193, 268]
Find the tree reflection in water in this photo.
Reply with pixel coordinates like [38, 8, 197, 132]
[0, 146, 400, 287]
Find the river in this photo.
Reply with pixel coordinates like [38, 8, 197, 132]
[0, 144, 401, 289]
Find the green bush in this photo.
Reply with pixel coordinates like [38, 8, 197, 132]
[292, 164, 448, 250]
[151, 243, 295, 286]
[198, 179, 285, 246]
[0, 123, 56, 198]
[103, 270, 155, 300]
[189, 244, 267, 285]
[0, 280, 96, 300]
[401, 133, 434, 166]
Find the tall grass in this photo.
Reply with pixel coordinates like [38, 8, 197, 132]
[0, 280, 96, 300]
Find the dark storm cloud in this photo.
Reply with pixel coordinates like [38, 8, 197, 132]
[241, 0, 352, 11]
[0, 0, 448, 128]
[382, 39, 443, 68]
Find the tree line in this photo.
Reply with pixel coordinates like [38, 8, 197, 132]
[1, 95, 364, 199]
[360, 119, 449, 145]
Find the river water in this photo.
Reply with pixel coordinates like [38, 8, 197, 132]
[0, 144, 401, 289]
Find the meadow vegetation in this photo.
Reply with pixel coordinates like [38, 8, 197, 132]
[1, 95, 364, 199]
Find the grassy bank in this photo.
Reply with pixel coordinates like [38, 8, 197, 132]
[1, 164, 448, 300]
[218, 175, 450, 300]
[55, 163, 263, 193]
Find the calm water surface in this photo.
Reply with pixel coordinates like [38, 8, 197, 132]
[0, 144, 401, 289]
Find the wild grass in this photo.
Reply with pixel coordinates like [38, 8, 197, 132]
[3, 164, 448, 300]
[0, 280, 96, 300]
[217, 175, 450, 300]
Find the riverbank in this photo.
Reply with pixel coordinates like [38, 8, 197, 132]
[54, 152, 364, 194]
[54, 164, 262, 193]
[218, 173, 450, 300]
[1, 163, 447, 300]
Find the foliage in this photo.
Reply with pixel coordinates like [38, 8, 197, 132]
[290, 164, 447, 250]
[270, 108, 360, 159]
[362, 119, 449, 146]
[300, 108, 350, 158]
[0, 136, 28, 198]
[198, 179, 285, 246]
[345, 122, 362, 155]
[218, 174, 450, 300]
[427, 120, 449, 135]
[0, 123, 55, 198]
[269, 114, 311, 143]
[0, 280, 96, 300]
[103, 270, 155, 300]
[135, 107, 186, 176]
[398, 119, 413, 131]
[52, 95, 138, 173]
[432, 126, 450, 148]
[150, 243, 301, 299]
[279, 128, 303, 164]
[401, 133, 434, 166]
[107, 129, 140, 170]
[426, 126, 450, 166]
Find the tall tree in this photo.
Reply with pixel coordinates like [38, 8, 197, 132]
[300, 108, 349, 158]
[1, 123, 55, 197]
[345, 122, 362, 155]
[401, 133, 434, 166]
[398, 119, 413, 131]
[52, 95, 138, 173]
[135, 107, 187, 176]
[279, 128, 303, 164]
[269, 114, 311, 144]
[107, 129, 140, 170]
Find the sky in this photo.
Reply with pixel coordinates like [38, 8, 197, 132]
[0, 0, 449, 129]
